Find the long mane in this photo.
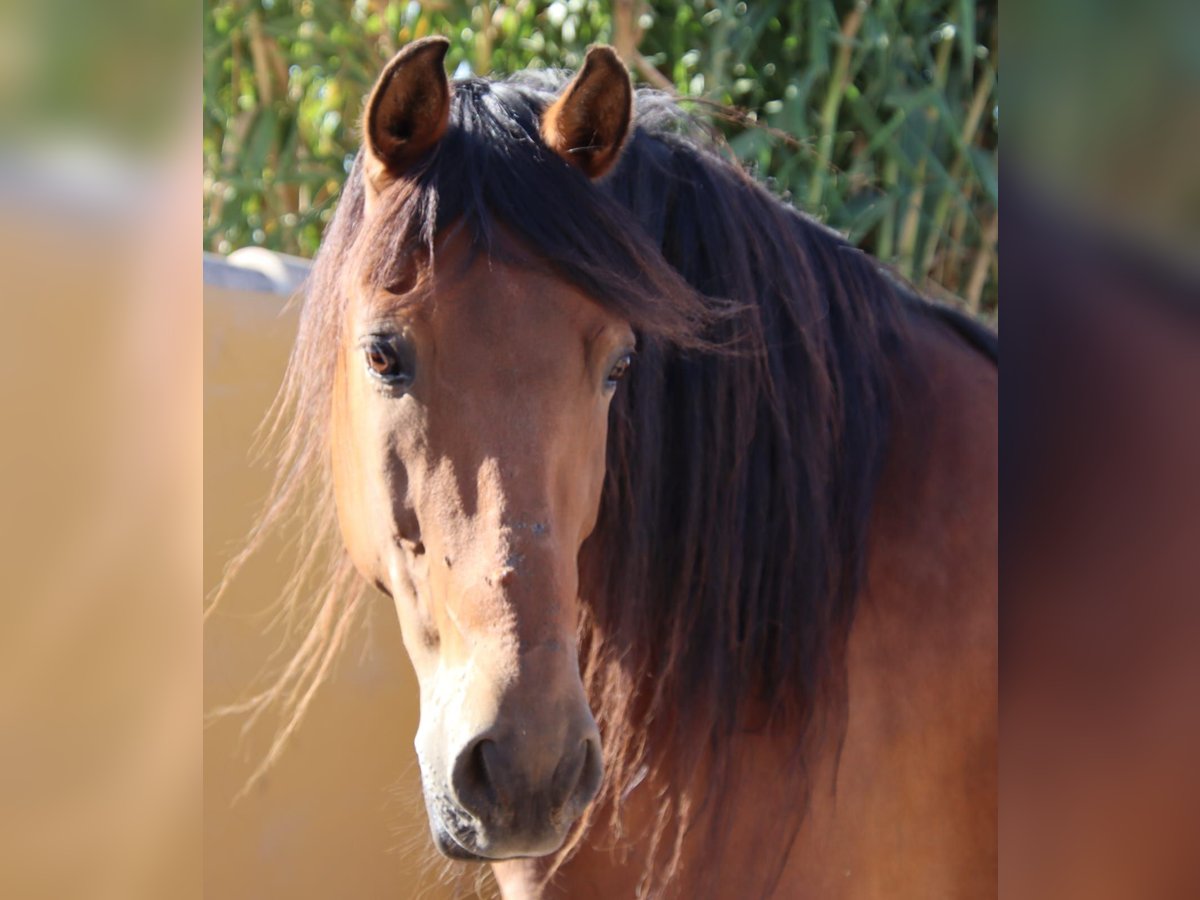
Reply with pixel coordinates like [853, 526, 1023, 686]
[217, 70, 911, 897]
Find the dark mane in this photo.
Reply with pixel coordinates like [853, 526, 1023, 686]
[225, 70, 919, 896]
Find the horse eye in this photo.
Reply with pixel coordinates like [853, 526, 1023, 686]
[606, 353, 633, 387]
[363, 337, 412, 386]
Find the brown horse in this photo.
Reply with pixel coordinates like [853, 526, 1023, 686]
[239, 39, 997, 899]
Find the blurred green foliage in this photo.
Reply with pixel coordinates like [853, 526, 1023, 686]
[204, 0, 997, 313]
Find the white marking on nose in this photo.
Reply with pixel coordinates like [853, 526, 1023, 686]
[486, 566, 517, 588]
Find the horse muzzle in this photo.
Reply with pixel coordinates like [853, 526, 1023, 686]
[423, 713, 603, 860]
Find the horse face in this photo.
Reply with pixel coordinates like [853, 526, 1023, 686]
[332, 227, 633, 859]
[328, 36, 635, 863]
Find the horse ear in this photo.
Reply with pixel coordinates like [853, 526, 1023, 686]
[362, 37, 451, 203]
[541, 45, 633, 179]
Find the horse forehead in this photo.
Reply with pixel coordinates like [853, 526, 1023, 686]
[430, 265, 596, 366]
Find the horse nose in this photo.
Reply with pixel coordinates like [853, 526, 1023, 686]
[451, 722, 603, 833]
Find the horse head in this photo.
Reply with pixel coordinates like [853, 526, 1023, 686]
[331, 38, 635, 860]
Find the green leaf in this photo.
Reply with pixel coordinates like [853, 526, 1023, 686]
[243, 107, 278, 178]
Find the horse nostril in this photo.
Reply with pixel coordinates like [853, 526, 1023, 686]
[552, 736, 603, 816]
[577, 735, 603, 807]
[452, 737, 500, 816]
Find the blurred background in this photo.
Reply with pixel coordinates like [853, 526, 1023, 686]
[203, 0, 999, 316]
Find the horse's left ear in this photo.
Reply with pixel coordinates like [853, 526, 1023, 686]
[541, 45, 633, 179]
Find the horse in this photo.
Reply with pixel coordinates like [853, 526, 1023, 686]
[236, 38, 997, 899]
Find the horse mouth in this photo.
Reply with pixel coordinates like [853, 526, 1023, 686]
[427, 799, 572, 862]
[432, 821, 487, 861]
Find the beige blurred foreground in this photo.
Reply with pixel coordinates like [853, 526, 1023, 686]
[0, 143, 200, 897]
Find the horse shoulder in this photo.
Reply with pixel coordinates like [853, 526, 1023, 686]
[780, 309, 998, 898]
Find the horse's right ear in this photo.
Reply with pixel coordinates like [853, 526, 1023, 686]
[361, 37, 451, 206]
